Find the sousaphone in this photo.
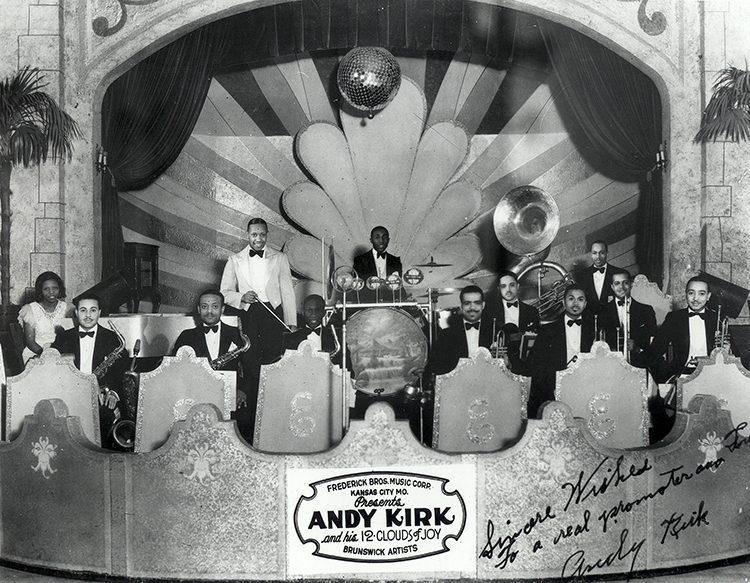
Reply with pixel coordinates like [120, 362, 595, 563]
[493, 185, 572, 322]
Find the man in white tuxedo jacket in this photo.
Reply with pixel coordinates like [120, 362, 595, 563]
[221, 217, 297, 369]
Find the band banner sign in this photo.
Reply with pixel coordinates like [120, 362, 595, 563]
[288, 466, 476, 575]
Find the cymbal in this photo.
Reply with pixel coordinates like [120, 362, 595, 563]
[415, 256, 453, 268]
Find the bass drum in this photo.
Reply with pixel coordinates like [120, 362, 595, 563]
[347, 308, 428, 396]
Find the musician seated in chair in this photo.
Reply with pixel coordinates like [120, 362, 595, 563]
[425, 285, 495, 376]
[525, 284, 595, 419]
[283, 294, 348, 369]
[173, 289, 249, 406]
[600, 270, 657, 369]
[489, 271, 540, 374]
[647, 276, 720, 442]
[51, 292, 127, 450]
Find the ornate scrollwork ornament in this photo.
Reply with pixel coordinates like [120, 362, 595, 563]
[289, 392, 316, 438]
[587, 393, 616, 440]
[466, 399, 495, 445]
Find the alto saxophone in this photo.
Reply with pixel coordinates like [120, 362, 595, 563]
[92, 320, 126, 379]
[210, 320, 252, 370]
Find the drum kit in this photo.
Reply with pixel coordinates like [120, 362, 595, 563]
[322, 185, 570, 437]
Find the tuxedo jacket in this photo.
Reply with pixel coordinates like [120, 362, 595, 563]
[525, 315, 595, 418]
[283, 325, 347, 369]
[527, 315, 596, 375]
[51, 325, 125, 395]
[174, 323, 245, 372]
[649, 308, 719, 382]
[220, 245, 297, 326]
[426, 316, 494, 376]
[352, 250, 402, 280]
[491, 300, 540, 335]
[600, 298, 657, 368]
[576, 263, 628, 316]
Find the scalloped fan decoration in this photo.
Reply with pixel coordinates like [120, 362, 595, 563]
[283, 76, 482, 290]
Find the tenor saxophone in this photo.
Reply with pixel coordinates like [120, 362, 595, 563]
[92, 320, 126, 379]
[210, 321, 252, 370]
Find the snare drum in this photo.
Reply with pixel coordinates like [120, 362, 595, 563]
[347, 308, 428, 396]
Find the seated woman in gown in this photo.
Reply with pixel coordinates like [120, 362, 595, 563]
[18, 271, 71, 363]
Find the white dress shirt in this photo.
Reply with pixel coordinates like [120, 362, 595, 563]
[247, 247, 271, 304]
[593, 265, 607, 299]
[373, 249, 387, 279]
[564, 315, 582, 364]
[79, 325, 98, 374]
[305, 327, 322, 352]
[464, 321, 480, 357]
[204, 323, 221, 360]
[616, 297, 630, 347]
[503, 301, 520, 327]
[688, 309, 709, 360]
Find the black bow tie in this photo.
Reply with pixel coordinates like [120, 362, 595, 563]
[376, 252, 386, 260]
[506, 301, 518, 308]
[689, 311, 705, 320]
[79, 330, 95, 338]
[204, 325, 219, 334]
[308, 326, 321, 336]
[595, 267, 606, 274]
[464, 322, 480, 331]
[617, 299, 626, 306]
[567, 319, 582, 327]
[248, 249, 264, 258]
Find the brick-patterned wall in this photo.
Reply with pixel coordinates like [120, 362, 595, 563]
[2, 0, 66, 303]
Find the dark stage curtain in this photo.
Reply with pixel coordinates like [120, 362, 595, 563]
[539, 21, 664, 284]
[100, 23, 227, 276]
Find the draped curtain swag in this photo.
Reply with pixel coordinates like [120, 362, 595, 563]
[100, 23, 228, 277]
[539, 20, 664, 284]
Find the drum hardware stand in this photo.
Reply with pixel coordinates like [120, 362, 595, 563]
[340, 288, 349, 434]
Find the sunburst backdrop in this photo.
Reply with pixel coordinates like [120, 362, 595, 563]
[118, 6, 645, 312]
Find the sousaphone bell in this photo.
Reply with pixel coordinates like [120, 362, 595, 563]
[493, 185, 571, 322]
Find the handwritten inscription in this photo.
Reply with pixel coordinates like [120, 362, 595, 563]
[479, 441, 737, 579]
[561, 529, 644, 578]
[725, 422, 750, 452]
[561, 455, 652, 511]
[478, 506, 556, 569]
[660, 500, 709, 544]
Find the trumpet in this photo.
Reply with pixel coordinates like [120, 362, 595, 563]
[490, 318, 507, 360]
[210, 320, 252, 370]
[715, 304, 731, 352]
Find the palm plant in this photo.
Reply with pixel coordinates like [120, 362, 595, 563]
[0, 67, 81, 306]
[694, 65, 750, 143]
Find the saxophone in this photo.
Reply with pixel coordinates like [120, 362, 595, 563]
[92, 320, 126, 379]
[209, 320, 252, 370]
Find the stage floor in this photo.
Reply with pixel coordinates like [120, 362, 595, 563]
[1, 562, 749, 582]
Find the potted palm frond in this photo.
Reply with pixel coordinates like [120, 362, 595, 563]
[694, 65, 750, 143]
[0, 67, 81, 314]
